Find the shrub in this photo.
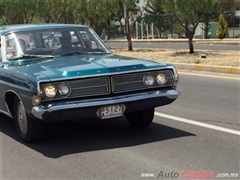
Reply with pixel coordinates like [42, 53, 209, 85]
[216, 14, 228, 40]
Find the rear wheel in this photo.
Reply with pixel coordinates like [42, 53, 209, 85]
[126, 108, 155, 127]
[14, 97, 45, 143]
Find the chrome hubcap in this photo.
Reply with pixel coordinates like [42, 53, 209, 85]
[17, 103, 28, 134]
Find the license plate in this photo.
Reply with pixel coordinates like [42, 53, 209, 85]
[99, 104, 124, 119]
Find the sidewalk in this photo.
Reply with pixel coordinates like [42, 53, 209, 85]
[108, 38, 240, 45]
[108, 38, 240, 74]
[170, 63, 240, 74]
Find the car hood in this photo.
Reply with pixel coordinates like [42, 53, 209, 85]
[8, 53, 172, 81]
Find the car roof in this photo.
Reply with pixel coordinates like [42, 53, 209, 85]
[0, 23, 89, 35]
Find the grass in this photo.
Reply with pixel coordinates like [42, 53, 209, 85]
[111, 48, 240, 67]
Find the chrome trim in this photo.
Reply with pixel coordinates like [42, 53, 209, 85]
[57, 83, 71, 97]
[172, 66, 179, 88]
[4, 89, 24, 116]
[143, 74, 155, 87]
[35, 66, 176, 95]
[1, 35, 7, 62]
[31, 89, 180, 120]
[0, 110, 13, 118]
[36, 66, 175, 85]
[111, 70, 174, 94]
[43, 84, 57, 99]
[167, 94, 179, 99]
[40, 76, 110, 101]
[155, 73, 167, 85]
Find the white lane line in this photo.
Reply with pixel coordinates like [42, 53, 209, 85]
[155, 112, 240, 136]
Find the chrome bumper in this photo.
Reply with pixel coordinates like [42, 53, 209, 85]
[31, 89, 180, 120]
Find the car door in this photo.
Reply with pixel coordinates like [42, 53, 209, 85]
[0, 35, 4, 112]
[0, 35, 12, 114]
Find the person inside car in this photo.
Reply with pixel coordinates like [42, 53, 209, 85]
[53, 30, 80, 55]
[59, 30, 72, 50]
[18, 39, 27, 54]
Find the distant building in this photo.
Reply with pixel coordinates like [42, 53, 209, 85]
[195, 22, 218, 39]
[194, 10, 240, 38]
[195, 21, 240, 38]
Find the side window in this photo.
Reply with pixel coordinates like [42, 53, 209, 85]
[79, 30, 102, 50]
[42, 32, 56, 48]
[79, 31, 91, 49]
[28, 33, 35, 49]
[17, 33, 35, 50]
[5, 33, 31, 59]
[6, 34, 16, 59]
[70, 31, 80, 45]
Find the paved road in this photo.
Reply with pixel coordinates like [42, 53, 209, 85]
[106, 42, 240, 51]
[0, 71, 239, 180]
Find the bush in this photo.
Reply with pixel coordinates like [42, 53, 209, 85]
[216, 14, 228, 40]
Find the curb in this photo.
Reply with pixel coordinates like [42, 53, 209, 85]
[107, 39, 240, 45]
[170, 63, 240, 74]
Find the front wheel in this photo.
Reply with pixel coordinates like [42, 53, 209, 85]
[14, 98, 45, 143]
[126, 108, 155, 127]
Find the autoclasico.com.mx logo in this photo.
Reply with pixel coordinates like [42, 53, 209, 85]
[141, 170, 239, 179]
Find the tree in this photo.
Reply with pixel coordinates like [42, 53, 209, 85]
[216, 0, 240, 29]
[198, 0, 217, 39]
[0, 0, 45, 24]
[145, 0, 176, 38]
[0, 0, 77, 25]
[105, 0, 148, 51]
[74, 0, 108, 29]
[163, 0, 217, 53]
[38, 0, 77, 24]
[216, 0, 236, 12]
[216, 14, 228, 39]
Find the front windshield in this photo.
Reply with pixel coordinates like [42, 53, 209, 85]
[4, 27, 110, 60]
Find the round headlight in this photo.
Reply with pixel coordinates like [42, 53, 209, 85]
[143, 74, 155, 86]
[44, 85, 57, 98]
[156, 73, 167, 85]
[58, 83, 71, 96]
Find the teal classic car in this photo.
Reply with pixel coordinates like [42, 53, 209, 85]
[0, 24, 180, 143]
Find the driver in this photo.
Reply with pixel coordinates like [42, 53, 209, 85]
[59, 30, 72, 50]
[53, 30, 77, 55]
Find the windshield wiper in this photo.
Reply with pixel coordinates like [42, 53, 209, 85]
[60, 51, 85, 56]
[22, 54, 54, 58]
[9, 54, 54, 60]
[60, 51, 105, 56]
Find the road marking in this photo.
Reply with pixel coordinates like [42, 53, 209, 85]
[155, 112, 240, 136]
[179, 72, 240, 80]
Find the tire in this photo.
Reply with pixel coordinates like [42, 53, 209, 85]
[126, 108, 155, 127]
[14, 97, 45, 143]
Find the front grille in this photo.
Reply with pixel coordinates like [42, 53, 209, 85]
[40, 70, 174, 101]
[69, 77, 110, 97]
[40, 77, 110, 101]
[112, 70, 173, 93]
